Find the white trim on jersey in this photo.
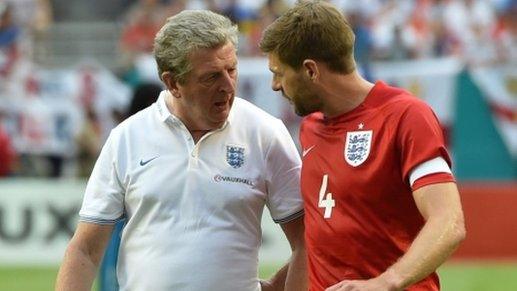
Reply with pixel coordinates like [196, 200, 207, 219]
[409, 156, 452, 187]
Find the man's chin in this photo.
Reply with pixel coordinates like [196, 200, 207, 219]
[295, 105, 312, 117]
[209, 112, 230, 128]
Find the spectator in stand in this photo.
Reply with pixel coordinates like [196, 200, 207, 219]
[5, 0, 52, 38]
[221, 0, 257, 55]
[120, 0, 164, 55]
[369, 0, 413, 60]
[0, 118, 15, 176]
[119, 0, 165, 86]
[5, 0, 52, 33]
[442, 0, 496, 60]
[246, 0, 289, 56]
[347, 9, 374, 81]
[405, 0, 435, 58]
[430, 0, 460, 57]
[0, 0, 52, 70]
[222, 0, 254, 24]
[261, 0, 289, 29]
[75, 106, 102, 178]
[493, 0, 517, 63]
[0, 3, 20, 77]
[125, 82, 162, 119]
[3, 0, 52, 62]
[163, 0, 187, 20]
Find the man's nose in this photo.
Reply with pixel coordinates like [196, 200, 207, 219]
[219, 71, 236, 93]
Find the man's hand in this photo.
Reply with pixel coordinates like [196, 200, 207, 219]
[325, 276, 400, 291]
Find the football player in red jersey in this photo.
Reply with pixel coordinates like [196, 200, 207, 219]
[260, 1, 466, 291]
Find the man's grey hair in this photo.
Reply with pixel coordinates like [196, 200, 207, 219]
[153, 10, 238, 84]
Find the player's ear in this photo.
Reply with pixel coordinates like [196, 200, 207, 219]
[302, 59, 319, 82]
[161, 71, 181, 98]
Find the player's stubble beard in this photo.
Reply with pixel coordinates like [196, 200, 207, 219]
[284, 84, 321, 117]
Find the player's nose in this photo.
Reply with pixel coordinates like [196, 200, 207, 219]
[271, 79, 281, 92]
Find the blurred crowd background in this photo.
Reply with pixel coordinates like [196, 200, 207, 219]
[0, 2, 515, 290]
[0, 0, 515, 179]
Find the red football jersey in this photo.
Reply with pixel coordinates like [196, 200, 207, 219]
[300, 81, 454, 291]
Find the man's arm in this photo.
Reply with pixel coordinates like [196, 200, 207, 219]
[261, 216, 307, 291]
[56, 222, 114, 291]
[327, 182, 466, 291]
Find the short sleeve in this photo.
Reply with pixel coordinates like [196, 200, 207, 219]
[79, 129, 126, 224]
[265, 119, 304, 224]
[397, 100, 453, 184]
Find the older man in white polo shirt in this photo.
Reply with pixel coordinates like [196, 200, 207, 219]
[56, 10, 306, 291]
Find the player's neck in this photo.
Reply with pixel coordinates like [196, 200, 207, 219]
[321, 71, 374, 118]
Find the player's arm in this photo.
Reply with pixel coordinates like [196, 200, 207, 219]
[382, 182, 466, 289]
[56, 222, 114, 291]
[261, 216, 307, 291]
[327, 182, 466, 291]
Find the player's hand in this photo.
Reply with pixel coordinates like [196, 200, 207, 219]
[325, 276, 400, 291]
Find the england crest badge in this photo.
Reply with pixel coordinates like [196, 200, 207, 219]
[226, 145, 245, 168]
[344, 130, 373, 167]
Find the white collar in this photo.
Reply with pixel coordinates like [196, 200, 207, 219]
[156, 90, 232, 129]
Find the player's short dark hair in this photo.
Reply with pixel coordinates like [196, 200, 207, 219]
[260, 0, 356, 74]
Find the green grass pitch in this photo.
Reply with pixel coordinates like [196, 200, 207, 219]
[1, 262, 516, 291]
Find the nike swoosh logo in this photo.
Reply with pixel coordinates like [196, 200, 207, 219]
[140, 156, 158, 166]
[302, 145, 315, 157]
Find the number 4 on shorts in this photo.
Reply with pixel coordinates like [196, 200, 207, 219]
[318, 174, 335, 219]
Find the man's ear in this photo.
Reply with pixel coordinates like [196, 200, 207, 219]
[162, 71, 181, 98]
[302, 59, 319, 82]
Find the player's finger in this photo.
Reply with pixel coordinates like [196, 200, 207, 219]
[325, 281, 344, 291]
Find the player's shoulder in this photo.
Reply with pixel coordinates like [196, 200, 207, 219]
[378, 83, 433, 115]
[393, 93, 434, 118]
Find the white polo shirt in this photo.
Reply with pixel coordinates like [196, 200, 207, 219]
[79, 91, 304, 291]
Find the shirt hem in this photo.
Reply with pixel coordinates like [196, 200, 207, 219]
[273, 208, 304, 224]
[79, 214, 125, 225]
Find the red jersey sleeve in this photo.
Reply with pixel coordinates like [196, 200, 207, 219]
[412, 172, 456, 191]
[396, 99, 452, 184]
